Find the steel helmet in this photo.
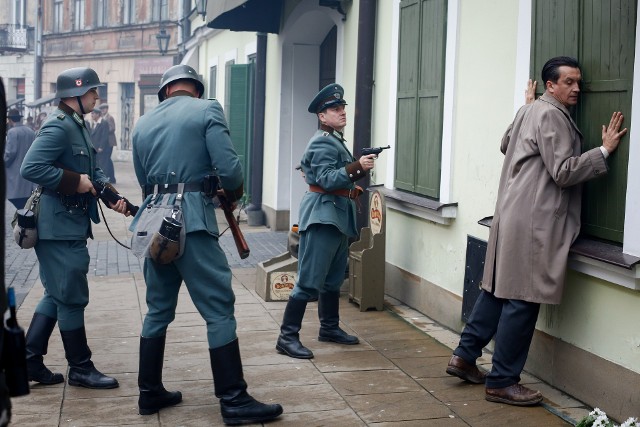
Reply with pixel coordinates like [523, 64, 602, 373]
[158, 64, 204, 102]
[55, 67, 104, 99]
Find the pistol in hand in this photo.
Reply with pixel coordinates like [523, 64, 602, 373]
[361, 145, 391, 157]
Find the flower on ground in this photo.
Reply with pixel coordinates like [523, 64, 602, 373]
[577, 409, 639, 427]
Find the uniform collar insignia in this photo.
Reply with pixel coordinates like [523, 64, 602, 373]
[320, 124, 345, 141]
[72, 112, 84, 126]
[57, 101, 85, 127]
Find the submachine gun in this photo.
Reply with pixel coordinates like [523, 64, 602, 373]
[92, 180, 139, 215]
[203, 175, 250, 260]
[361, 145, 391, 157]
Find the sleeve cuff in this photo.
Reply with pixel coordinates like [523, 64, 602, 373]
[224, 183, 244, 203]
[599, 146, 610, 159]
[57, 169, 81, 195]
[345, 161, 366, 182]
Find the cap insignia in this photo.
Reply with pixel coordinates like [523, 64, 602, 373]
[75, 79, 82, 87]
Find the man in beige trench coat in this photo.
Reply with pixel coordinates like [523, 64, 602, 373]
[445, 56, 628, 406]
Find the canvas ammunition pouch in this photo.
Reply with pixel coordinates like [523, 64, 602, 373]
[131, 183, 186, 264]
[12, 186, 42, 249]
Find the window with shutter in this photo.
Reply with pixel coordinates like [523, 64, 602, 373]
[395, 0, 447, 199]
[227, 64, 255, 194]
[531, 0, 635, 243]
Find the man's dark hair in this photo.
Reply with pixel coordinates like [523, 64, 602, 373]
[541, 56, 580, 84]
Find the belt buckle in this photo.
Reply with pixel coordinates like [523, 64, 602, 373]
[348, 188, 354, 199]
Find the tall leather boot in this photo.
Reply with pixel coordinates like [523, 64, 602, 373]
[25, 313, 64, 384]
[275, 296, 313, 359]
[210, 339, 283, 425]
[138, 336, 182, 415]
[60, 327, 118, 389]
[318, 291, 359, 344]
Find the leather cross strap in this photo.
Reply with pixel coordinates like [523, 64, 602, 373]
[308, 184, 363, 200]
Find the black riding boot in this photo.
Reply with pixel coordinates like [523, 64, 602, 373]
[25, 313, 64, 384]
[275, 296, 313, 359]
[318, 291, 359, 344]
[210, 339, 283, 425]
[60, 327, 118, 389]
[138, 336, 182, 415]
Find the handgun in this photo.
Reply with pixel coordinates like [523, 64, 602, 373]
[92, 180, 139, 215]
[361, 145, 391, 157]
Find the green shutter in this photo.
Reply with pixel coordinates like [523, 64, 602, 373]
[395, 0, 420, 193]
[416, 0, 446, 197]
[531, 0, 635, 243]
[395, 0, 446, 198]
[227, 64, 255, 194]
[578, 0, 635, 242]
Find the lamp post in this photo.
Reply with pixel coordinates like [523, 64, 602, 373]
[195, 0, 207, 19]
[155, 0, 207, 56]
[156, 27, 170, 55]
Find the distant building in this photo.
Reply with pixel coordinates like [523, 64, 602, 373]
[0, 0, 37, 116]
[35, 0, 207, 153]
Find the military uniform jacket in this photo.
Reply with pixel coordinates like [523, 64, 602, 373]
[21, 105, 107, 240]
[298, 129, 359, 238]
[481, 93, 608, 305]
[130, 94, 243, 236]
[5, 123, 36, 200]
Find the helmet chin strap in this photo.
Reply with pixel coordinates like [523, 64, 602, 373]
[76, 95, 87, 116]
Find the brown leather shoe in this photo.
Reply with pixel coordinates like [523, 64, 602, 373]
[445, 355, 486, 384]
[485, 383, 543, 406]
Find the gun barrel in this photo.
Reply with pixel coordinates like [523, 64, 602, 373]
[362, 145, 391, 156]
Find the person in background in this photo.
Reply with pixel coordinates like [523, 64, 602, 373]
[20, 67, 131, 390]
[445, 56, 628, 406]
[90, 108, 111, 175]
[98, 103, 116, 183]
[5, 108, 36, 210]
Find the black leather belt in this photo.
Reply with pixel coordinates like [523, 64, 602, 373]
[42, 188, 92, 211]
[143, 182, 204, 198]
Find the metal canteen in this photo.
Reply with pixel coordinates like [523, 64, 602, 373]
[149, 216, 182, 264]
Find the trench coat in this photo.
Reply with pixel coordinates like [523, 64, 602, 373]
[481, 93, 608, 304]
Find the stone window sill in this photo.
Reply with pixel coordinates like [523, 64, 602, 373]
[478, 216, 640, 291]
[372, 185, 458, 225]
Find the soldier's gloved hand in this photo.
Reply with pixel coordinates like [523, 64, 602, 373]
[358, 154, 376, 171]
[78, 174, 96, 195]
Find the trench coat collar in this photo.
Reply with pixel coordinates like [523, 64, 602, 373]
[539, 92, 582, 138]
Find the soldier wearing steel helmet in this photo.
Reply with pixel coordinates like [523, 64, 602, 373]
[20, 67, 131, 390]
[130, 64, 283, 424]
[275, 83, 376, 360]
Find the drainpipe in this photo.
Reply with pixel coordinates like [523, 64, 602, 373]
[353, 0, 377, 232]
[34, 0, 43, 100]
[246, 32, 267, 226]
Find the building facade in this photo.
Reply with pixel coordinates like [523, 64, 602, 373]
[199, 0, 639, 421]
[34, 0, 208, 153]
[0, 0, 37, 115]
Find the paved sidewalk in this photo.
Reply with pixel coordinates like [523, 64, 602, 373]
[9, 157, 589, 426]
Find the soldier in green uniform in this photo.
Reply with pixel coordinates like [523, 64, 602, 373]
[130, 64, 282, 425]
[276, 83, 377, 359]
[20, 67, 131, 389]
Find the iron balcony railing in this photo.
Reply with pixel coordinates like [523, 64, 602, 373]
[0, 24, 35, 52]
